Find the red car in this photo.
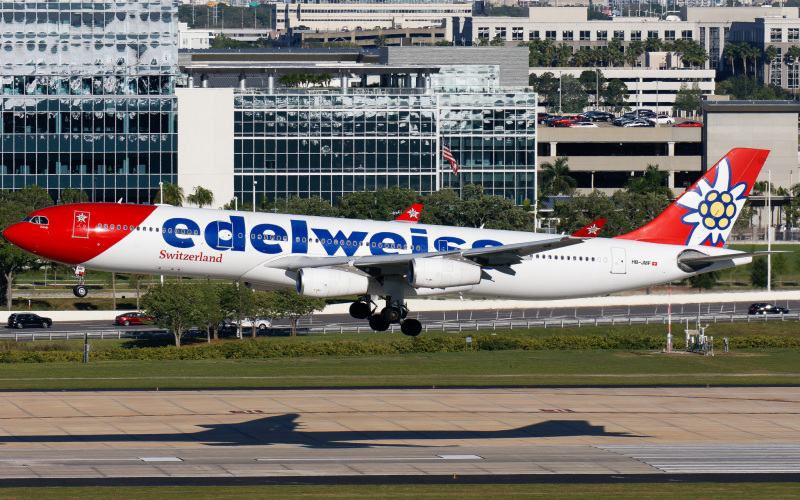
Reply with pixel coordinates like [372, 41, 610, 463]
[674, 120, 703, 127]
[550, 115, 581, 127]
[115, 312, 156, 326]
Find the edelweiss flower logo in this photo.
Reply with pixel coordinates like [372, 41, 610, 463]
[677, 157, 748, 246]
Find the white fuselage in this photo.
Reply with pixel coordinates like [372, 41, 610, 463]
[84, 206, 750, 300]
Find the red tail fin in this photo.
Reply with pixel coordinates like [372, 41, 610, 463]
[394, 204, 422, 223]
[614, 148, 769, 247]
[572, 219, 607, 237]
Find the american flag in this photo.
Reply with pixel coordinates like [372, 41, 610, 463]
[442, 144, 459, 175]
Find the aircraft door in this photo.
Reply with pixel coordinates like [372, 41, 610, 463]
[610, 247, 626, 274]
[72, 210, 90, 239]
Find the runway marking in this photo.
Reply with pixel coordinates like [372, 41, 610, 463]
[597, 444, 800, 474]
[139, 457, 182, 462]
[256, 455, 483, 462]
[0, 373, 798, 380]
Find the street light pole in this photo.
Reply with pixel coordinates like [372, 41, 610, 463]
[253, 180, 257, 212]
[159, 181, 163, 204]
[767, 170, 772, 292]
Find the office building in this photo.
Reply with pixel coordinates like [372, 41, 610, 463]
[0, 0, 179, 204]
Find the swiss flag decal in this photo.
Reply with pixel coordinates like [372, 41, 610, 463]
[72, 211, 90, 238]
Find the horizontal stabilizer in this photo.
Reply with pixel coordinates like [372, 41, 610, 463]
[680, 250, 788, 265]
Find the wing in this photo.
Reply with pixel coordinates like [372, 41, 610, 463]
[263, 236, 584, 277]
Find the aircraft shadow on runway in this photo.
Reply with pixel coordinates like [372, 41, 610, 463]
[1, 413, 645, 448]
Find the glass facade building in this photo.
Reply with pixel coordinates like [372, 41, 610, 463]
[0, 0, 179, 203]
[233, 89, 537, 205]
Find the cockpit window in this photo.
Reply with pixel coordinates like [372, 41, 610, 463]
[25, 216, 49, 225]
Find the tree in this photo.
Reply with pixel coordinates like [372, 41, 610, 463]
[489, 36, 505, 47]
[375, 34, 388, 48]
[672, 83, 703, 115]
[141, 284, 204, 347]
[723, 43, 740, 75]
[220, 282, 259, 339]
[602, 79, 628, 112]
[59, 188, 88, 204]
[579, 70, 605, 107]
[644, 36, 663, 52]
[195, 282, 225, 342]
[750, 257, 772, 289]
[785, 46, 800, 96]
[268, 195, 337, 217]
[269, 289, 326, 337]
[337, 187, 420, 221]
[688, 270, 719, 292]
[558, 74, 589, 113]
[626, 41, 645, 67]
[539, 157, 577, 198]
[0, 186, 55, 310]
[626, 164, 672, 199]
[186, 186, 214, 208]
[211, 34, 252, 49]
[764, 45, 779, 83]
[153, 181, 184, 206]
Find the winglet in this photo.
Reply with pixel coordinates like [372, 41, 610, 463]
[394, 204, 422, 223]
[572, 219, 607, 237]
[614, 148, 769, 247]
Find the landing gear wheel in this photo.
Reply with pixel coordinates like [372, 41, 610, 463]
[73, 285, 88, 298]
[382, 307, 402, 324]
[368, 314, 390, 332]
[401, 319, 422, 337]
[349, 301, 372, 320]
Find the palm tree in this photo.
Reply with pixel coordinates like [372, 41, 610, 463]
[786, 45, 800, 96]
[644, 36, 663, 53]
[764, 45, 779, 83]
[539, 157, 577, 198]
[187, 186, 215, 208]
[153, 181, 184, 206]
[626, 41, 645, 67]
[723, 43, 740, 75]
[626, 164, 672, 199]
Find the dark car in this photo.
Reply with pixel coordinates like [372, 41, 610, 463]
[584, 111, 614, 122]
[8, 313, 52, 329]
[115, 312, 156, 326]
[748, 303, 789, 315]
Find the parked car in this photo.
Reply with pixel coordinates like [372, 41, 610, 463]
[115, 312, 156, 326]
[548, 115, 581, 127]
[583, 111, 614, 122]
[748, 303, 789, 315]
[633, 109, 656, 118]
[646, 114, 675, 125]
[8, 313, 52, 329]
[567, 121, 598, 127]
[674, 120, 703, 127]
[622, 119, 655, 127]
[225, 318, 273, 331]
[611, 113, 637, 126]
[538, 113, 556, 124]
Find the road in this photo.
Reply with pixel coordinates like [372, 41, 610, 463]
[2, 299, 797, 339]
[0, 387, 798, 485]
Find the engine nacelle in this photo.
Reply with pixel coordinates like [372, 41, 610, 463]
[408, 258, 482, 288]
[296, 268, 371, 298]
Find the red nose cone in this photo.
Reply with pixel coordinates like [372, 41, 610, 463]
[2, 222, 37, 254]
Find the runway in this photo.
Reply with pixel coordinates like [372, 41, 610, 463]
[0, 387, 799, 485]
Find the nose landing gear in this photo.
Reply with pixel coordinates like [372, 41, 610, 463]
[350, 295, 421, 336]
[72, 265, 88, 298]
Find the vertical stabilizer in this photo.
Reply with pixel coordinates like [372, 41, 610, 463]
[614, 148, 769, 246]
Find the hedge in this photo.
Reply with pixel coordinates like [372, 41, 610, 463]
[0, 333, 797, 363]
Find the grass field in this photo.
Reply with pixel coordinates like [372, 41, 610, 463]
[1, 483, 800, 500]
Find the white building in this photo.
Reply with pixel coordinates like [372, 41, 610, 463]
[530, 67, 716, 114]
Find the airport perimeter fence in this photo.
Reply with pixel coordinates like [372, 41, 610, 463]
[1, 311, 798, 340]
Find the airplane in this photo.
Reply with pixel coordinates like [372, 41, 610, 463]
[2, 148, 775, 337]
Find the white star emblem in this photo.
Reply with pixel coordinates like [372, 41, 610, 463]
[76, 213, 87, 222]
[407, 208, 419, 219]
[586, 224, 600, 235]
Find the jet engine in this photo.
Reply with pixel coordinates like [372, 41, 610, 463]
[408, 258, 482, 288]
[297, 268, 371, 298]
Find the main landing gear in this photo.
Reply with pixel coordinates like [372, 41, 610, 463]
[72, 265, 88, 298]
[349, 295, 423, 336]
